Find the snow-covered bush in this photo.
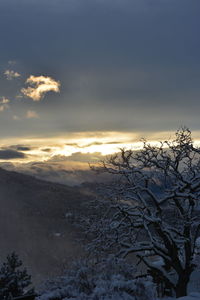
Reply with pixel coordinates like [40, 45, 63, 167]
[37, 256, 156, 300]
[0, 252, 34, 299]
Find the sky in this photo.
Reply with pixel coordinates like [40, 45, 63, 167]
[0, 0, 200, 182]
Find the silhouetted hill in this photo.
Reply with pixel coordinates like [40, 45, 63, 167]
[0, 167, 92, 285]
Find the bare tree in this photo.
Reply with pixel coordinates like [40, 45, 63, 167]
[90, 128, 200, 298]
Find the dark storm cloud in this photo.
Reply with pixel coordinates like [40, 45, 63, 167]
[8, 145, 32, 151]
[65, 141, 123, 148]
[65, 143, 80, 148]
[16, 146, 31, 151]
[0, 149, 26, 159]
[41, 148, 52, 152]
[0, 0, 200, 137]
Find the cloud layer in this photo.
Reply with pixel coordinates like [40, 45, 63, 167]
[0, 97, 10, 112]
[0, 149, 26, 159]
[26, 110, 39, 119]
[0, 0, 199, 137]
[0, 152, 111, 186]
[4, 70, 20, 80]
[21, 75, 60, 101]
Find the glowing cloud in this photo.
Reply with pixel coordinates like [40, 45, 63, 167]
[21, 75, 60, 101]
[0, 97, 10, 104]
[4, 70, 21, 80]
[0, 97, 10, 112]
[26, 110, 39, 119]
[13, 115, 20, 120]
[8, 60, 17, 65]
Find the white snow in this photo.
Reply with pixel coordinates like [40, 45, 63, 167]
[178, 292, 200, 299]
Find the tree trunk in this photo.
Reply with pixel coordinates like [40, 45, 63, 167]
[175, 271, 191, 298]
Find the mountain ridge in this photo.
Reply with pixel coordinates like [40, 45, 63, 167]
[0, 166, 91, 285]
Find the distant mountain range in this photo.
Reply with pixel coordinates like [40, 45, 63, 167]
[0, 167, 93, 285]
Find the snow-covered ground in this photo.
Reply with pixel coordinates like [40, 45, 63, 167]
[175, 293, 200, 299]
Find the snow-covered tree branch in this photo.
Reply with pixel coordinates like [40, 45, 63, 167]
[90, 128, 200, 298]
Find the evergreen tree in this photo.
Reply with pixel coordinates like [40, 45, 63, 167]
[0, 252, 34, 299]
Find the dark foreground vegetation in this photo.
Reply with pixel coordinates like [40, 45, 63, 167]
[0, 253, 34, 299]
